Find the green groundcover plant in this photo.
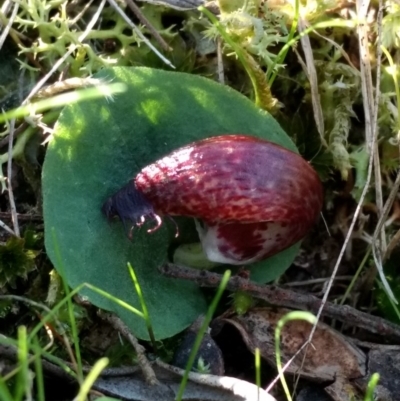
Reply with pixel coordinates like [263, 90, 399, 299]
[43, 66, 300, 340]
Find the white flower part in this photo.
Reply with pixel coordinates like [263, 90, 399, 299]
[195, 219, 241, 265]
[195, 219, 294, 266]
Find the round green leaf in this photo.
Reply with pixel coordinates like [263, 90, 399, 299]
[249, 242, 300, 283]
[43, 67, 299, 340]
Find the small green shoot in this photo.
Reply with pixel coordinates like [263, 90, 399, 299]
[231, 290, 254, 315]
[0, 277, 149, 400]
[194, 357, 211, 374]
[255, 347, 261, 401]
[266, 0, 299, 86]
[0, 376, 13, 401]
[340, 247, 371, 306]
[127, 262, 157, 350]
[75, 357, 109, 401]
[377, 280, 400, 322]
[175, 269, 231, 401]
[16, 326, 29, 401]
[363, 373, 379, 401]
[33, 337, 45, 401]
[381, 46, 400, 128]
[275, 311, 317, 401]
[52, 228, 83, 383]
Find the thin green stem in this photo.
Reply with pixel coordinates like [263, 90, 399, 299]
[15, 326, 28, 401]
[51, 228, 84, 383]
[76, 358, 109, 401]
[127, 262, 157, 351]
[364, 373, 380, 401]
[198, 6, 263, 107]
[0, 378, 13, 401]
[176, 269, 231, 401]
[339, 247, 371, 305]
[381, 45, 400, 130]
[267, 18, 359, 86]
[0, 83, 126, 123]
[275, 311, 317, 401]
[267, 0, 299, 86]
[255, 347, 261, 401]
[33, 337, 45, 401]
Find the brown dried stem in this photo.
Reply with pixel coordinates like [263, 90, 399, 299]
[160, 263, 400, 342]
[124, 0, 171, 52]
[99, 311, 159, 385]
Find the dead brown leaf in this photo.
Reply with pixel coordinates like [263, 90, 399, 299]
[221, 307, 366, 401]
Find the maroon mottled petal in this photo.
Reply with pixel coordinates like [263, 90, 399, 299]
[136, 135, 322, 230]
[107, 135, 323, 264]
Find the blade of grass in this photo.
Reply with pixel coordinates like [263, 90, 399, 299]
[33, 337, 45, 401]
[0, 283, 144, 383]
[339, 246, 371, 305]
[0, 378, 13, 401]
[0, 280, 147, 386]
[275, 311, 317, 401]
[364, 373, 380, 401]
[175, 269, 231, 401]
[0, 83, 126, 123]
[266, 0, 299, 86]
[51, 228, 84, 383]
[0, 334, 77, 383]
[75, 357, 109, 401]
[127, 262, 157, 350]
[86, 283, 146, 317]
[38, 349, 78, 380]
[377, 280, 400, 321]
[255, 347, 261, 401]
[23, 282, 144, 344]
[15, 326, 29, 401]
[0, 332, 52, 383]
[381, 46, 400, 130]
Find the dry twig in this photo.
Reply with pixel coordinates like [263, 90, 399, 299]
[124, 0, 171, 51]
[0, 212, 42, 222]
[0, 0, 18, 50]
[160, 263, 400, 341]
[297, 15, 326, 146]
[107, 0, 175, 69]
[99, 311, 159, 385]
[217, 38, 225, 84]
[0, 219, 14, 235]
